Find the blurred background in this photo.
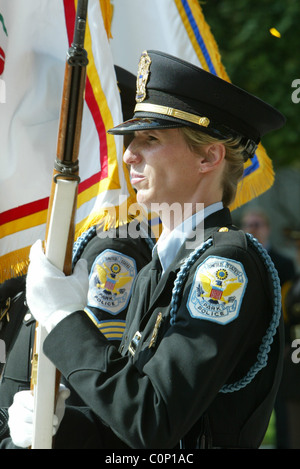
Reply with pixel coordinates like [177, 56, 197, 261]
[202, 0, 300, 268]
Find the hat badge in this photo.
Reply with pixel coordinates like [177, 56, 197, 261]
[136, 51, 151, 103]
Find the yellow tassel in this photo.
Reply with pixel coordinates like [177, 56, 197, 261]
[230, 144, 275, 211]
[0, 247, 31, 283]
[75, 195, 145, 238]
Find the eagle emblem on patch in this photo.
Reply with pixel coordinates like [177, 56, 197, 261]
[187, 256, 247, 325]
[87, 249, 137, 315]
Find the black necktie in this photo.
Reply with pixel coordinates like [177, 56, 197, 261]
[150, 248, 162, 294]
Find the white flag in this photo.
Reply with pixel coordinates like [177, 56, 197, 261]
[0, 0, 134, 282]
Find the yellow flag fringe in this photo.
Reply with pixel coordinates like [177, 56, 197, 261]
[230, 145, 275, 211]
[76, 194, 140, 238]
[0, 247, 30, 283]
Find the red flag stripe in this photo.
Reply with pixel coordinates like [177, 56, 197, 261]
[0, 2, 110, 228]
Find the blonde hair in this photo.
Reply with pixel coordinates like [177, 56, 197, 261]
[180, 127, 246, 207]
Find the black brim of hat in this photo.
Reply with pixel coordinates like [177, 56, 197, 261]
[108, 114, 259, 159]
[108, 114, 246, 144]
[108, 116, 186, 135]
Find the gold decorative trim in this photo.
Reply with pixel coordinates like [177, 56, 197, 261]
[134, 103, 210, 127]
[149, 312, 163, 349]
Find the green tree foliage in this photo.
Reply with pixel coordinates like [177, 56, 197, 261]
[201, 0, 300, 168]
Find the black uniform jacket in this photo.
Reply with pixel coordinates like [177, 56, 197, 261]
[43, 208, 284, 449]
[0, 221, 153, 446]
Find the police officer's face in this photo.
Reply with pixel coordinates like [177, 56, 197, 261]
[123, 128, 204, 210]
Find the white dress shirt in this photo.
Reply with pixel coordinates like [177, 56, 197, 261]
[155, 202, 223, 275]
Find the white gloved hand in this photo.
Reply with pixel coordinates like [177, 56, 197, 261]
[26, 240, 89, 332]
[53, 385, 71, 433]
[8, 385, 71, 448]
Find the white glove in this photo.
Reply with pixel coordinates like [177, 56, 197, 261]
[8, 385, 71, 448]
[26, 240, 89, 332]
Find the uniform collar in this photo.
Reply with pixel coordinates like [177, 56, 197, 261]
[155, 202, 224, 274]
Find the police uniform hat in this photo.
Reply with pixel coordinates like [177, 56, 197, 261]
[109, 50, 285, 159]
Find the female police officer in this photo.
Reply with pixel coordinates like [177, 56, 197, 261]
[9, 50, 286, 448]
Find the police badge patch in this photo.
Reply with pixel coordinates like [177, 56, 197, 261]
[187, 256, 248, 325]
[87, 250, 137, 315]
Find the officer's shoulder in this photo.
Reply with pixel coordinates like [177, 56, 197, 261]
[212, 227, 247, 250]
[85, 219, 153, 250]
[182, 227, 249, 278]
[200, 227, 267, 282]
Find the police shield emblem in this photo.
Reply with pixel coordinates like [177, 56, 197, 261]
[136, 50, 151, 103]
[187, 256, 248, 325]
[87, 250, 137, 315]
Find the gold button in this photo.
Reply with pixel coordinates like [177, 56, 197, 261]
[218, 227, 229, 232]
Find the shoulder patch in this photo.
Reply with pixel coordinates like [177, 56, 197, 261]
[187, 256, 248, 325]
[87, 249, 137, 315]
